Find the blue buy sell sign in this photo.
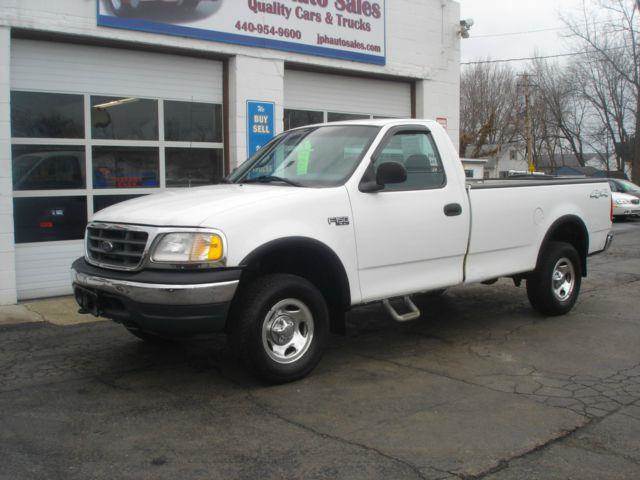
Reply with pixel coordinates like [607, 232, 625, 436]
[247, 101, 275, 157]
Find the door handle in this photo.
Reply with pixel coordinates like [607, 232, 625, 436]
[444, 203, 462, 217]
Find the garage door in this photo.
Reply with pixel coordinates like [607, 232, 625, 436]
[10, 40, 224, 300]
[284, 69, 412, 130]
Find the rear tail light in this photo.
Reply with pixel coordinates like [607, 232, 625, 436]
[610, 197, 614, 222]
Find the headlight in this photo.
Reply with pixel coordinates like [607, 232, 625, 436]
[615, 199, 630, 205]
[151, 232, 224, 264]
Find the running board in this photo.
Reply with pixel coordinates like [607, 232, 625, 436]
[382, 296, 421, 322]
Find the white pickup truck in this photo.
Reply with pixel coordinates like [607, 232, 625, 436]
[72, 120, 614, 382]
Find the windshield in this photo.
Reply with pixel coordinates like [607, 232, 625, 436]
[616, 180, 640, 195]
[229, 125, 380, 187]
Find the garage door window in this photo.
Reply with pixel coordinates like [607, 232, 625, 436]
[91, 96, 159, 141]
[11, 90, 224, 244]
[11, 92, 84, 139]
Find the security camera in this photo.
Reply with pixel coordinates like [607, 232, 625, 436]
[460, 18, 474, 38]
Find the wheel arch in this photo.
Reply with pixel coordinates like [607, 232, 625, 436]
[537, 215, 589, 276]
[237, 237, 352, 332]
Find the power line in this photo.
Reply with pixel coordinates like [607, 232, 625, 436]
[461, 45, 628, 65]
[469, 19, 618, 39]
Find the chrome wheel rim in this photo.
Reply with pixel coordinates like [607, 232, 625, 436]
[552, 257, 575, 302]
[261, 298, 314, 364]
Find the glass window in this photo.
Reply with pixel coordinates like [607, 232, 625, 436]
[164, 101, 222, 143]
[12, 145, 85, 191]
[13, 196, 87, 244]
[465, 169, 474, 179]
[166, 148, 224, 187]
[229, 125, 379, 188]
[92, 147, 159, 189]
[284, 109, 324, 130]
[11, 91, 84, 139]
[91, 96, 158, 140]
[327, 112, 370, 122]
[373, 131, 446, 191]
[94, 195, 145, 213]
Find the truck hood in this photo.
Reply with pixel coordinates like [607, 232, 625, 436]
[92, 184, 299, 226]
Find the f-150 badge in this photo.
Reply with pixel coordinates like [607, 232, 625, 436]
[328, 217, 350, 226]
[590, 189, 609, 199]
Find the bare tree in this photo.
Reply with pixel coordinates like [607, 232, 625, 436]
[531, 57, 590, 166]
[561, 0, 639, 181]
[460, 61, 519, 158]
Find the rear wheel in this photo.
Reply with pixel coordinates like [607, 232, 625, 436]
[526, 241, 582, 316]
[231, 274, 329, 383]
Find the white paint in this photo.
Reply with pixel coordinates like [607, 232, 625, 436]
[284, 70, 411, 118]
[11, 40, 223, 102]
[228, 56, 284, 169]
[0, 26, 17, 306]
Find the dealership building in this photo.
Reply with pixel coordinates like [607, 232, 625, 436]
[0, 0, 461, 303]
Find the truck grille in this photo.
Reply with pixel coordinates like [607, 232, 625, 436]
[86, 225, 149, 270]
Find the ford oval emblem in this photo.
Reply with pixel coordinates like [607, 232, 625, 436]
[100, 240, 115, 253]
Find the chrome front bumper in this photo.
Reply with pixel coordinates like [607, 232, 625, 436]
[71, 269, 239, 306]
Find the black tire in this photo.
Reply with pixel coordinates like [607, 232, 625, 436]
[230, 274, 329, 383]
[125, 326, 173, 344]
[526, 241, 582, 316]
[108, 0, 134, 17]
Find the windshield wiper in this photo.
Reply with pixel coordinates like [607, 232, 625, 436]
[242, 175, 302, 187]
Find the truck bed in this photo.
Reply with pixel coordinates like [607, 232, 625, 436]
[468, 178, 607, 189]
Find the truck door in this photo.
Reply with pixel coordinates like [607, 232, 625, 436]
[348, 126, 470, 302]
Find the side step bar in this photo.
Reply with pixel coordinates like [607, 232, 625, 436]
[382, 296, 421, 322]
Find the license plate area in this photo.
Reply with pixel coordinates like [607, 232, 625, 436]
[74, 285, 100, 316]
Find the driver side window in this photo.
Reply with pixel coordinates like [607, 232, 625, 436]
[373, 131, 446, 191]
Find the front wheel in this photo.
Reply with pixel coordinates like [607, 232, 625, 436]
[231, 274, 329, 383]
[526, 241, 582, 316]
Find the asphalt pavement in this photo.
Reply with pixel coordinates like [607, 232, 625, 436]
[1, 220, 639, 480]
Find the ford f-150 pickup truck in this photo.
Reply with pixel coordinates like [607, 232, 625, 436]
[71, 119, 614, 383]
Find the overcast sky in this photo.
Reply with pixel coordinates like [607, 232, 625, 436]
[459, 0, 585, 66]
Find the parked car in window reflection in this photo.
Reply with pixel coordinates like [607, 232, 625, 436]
[12, 150, 85, 190]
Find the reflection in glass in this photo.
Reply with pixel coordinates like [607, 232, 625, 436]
[12, 145, 85, 191]
[11, 91, 84, 139]
[13, 196, 87, 243]
[92, 147, 159, 189]
[94, 195, 145, 213]
[284, 109, 324, 130]
[164, 101, 222, 142]
[91, 96, 158, 140]
[166, 148, 224, 187]
[327, 112, 370, 122]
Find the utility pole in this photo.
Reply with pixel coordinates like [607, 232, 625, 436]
[519, 73, 535, 174]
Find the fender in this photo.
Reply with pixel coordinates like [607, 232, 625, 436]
[537, 215, 589, 276]
[240, 236, 352, 308]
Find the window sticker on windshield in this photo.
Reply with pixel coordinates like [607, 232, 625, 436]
[296, 140, 313, 175]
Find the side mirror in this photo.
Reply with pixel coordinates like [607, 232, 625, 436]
[376, 162, 407, 185]
[359, 162, 407, 193]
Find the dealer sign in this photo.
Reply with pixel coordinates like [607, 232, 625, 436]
[97, 0, 386, 65]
